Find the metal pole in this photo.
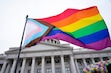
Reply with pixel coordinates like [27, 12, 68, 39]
[14, 15, 28, 73]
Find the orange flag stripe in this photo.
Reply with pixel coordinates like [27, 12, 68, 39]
[52, 6, 99, 27]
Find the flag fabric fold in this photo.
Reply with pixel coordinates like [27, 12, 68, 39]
[24, 6, 111, 50]
[37, 6, 111, 50]
[41, 27, 85, 47]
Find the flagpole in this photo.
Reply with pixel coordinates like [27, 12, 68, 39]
[14, 15, 28, 73]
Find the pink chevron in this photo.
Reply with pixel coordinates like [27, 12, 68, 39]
[25, 20, 42, 40]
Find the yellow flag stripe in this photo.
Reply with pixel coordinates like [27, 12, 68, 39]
[59, 14, 103, 32]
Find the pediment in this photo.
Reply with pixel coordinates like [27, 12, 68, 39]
[5, 41, 73, 54]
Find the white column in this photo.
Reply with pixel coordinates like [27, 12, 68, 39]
[5, 63, 11, 73]
[41, 56, 45, 73]
[70, 55, 77, 73]
[0, 61, 7, 73]
[75, 59, 79, 73]
[51, 56, 55, 73]
[100, 57, 103, 61]
[83, 58, 87, 66]
[61, 55, 65, 73]
[21, 58, 26, 73]
[91, 58, 95, 64]
[10, 59, 16, 73]
[31, 57, 35, 73]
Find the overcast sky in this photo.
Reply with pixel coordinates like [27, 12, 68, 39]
[0, 0, 111, 54]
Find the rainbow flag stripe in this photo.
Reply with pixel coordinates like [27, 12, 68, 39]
[38, 6, 111, 50]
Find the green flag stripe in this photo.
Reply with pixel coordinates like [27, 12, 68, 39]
[69, 20, 107, 38]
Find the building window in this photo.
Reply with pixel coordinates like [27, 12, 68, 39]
[46, 68, 51, 73]
[51, 39, 53, 43]
[54, 41, 57, 44]
[77, 59, 84, 66]
[55, 56, 60, 64]
[103, 57, 109, 61]
[65, 67, 71, 73]
[94, 58, 100, 62]
[37, 60, 41, 66]
[37, 57, 41, 66]
[55, 59, 60, 63]
[19, 61, 22, 67]
[46, 60, 51, 64]
[37, 69, 41, 73]
[64, 55, 70, 65]
[29, 61, 32, 66]
[28, 70, 31, 73]
[0, 64, 3, 71]
[46, 57, 51, 65]
[55, 68, 61, 73]
[18, 70, 21, 73]
[86, 58, 92, 65]
[79, 68, 84, 73]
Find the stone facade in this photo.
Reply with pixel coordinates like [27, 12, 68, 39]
[0, 39, 111, 73]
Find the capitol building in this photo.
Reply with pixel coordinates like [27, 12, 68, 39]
[0, 39, 111, 73]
